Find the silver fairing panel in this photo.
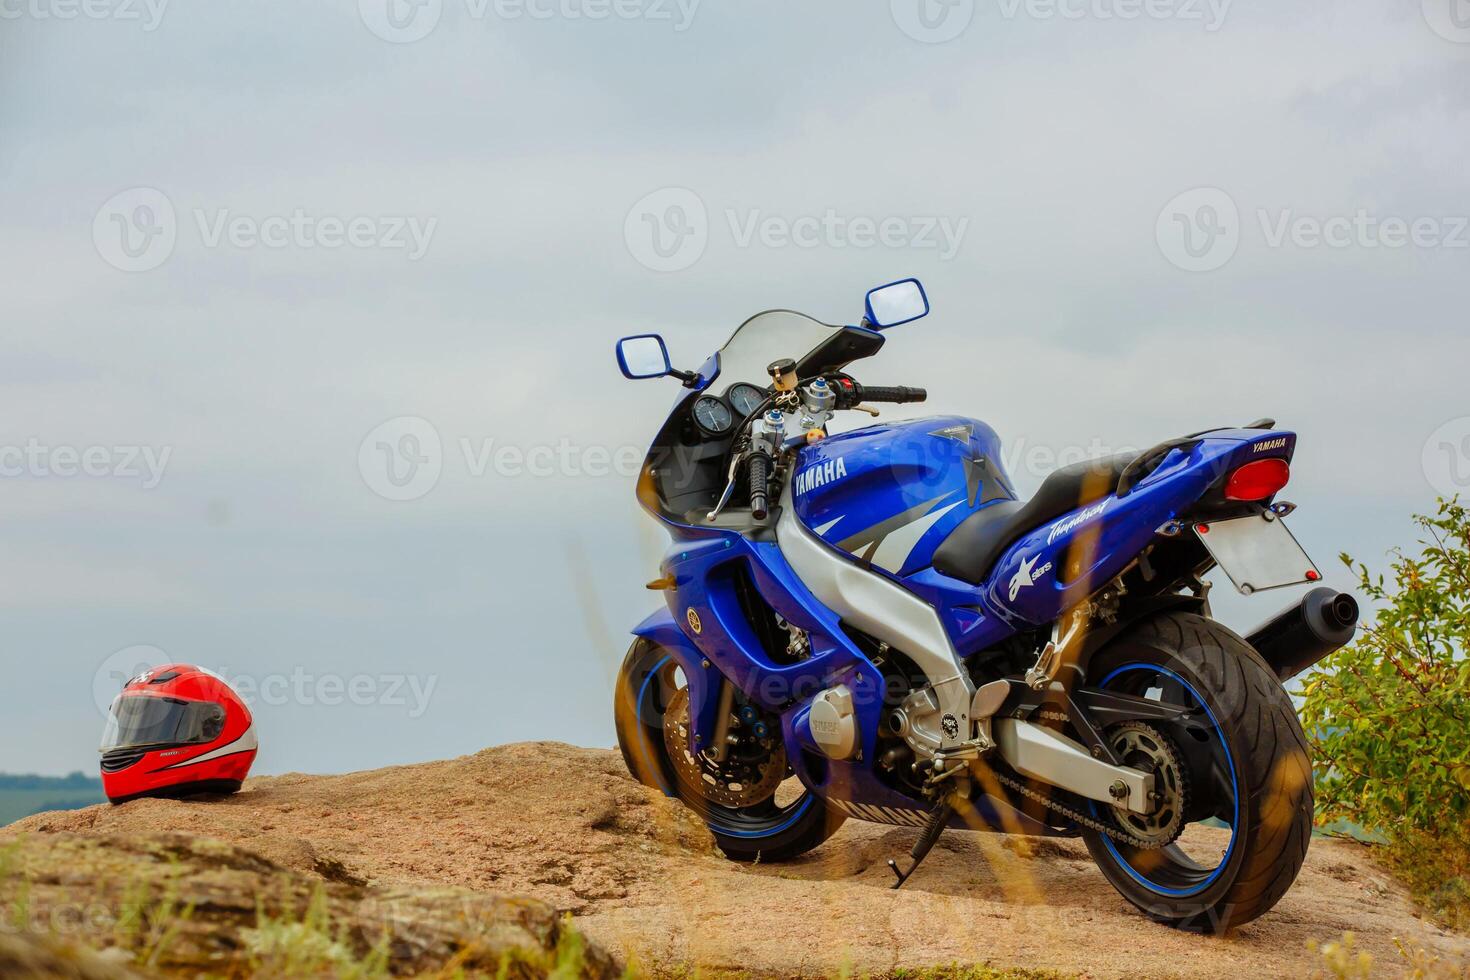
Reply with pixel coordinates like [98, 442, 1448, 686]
[775, 479, 975, 749]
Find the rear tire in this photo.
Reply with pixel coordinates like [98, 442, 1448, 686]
[1082, 612, 1313, 933]
[613, 638, 844, 862]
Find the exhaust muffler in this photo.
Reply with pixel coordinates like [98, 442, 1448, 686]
[1246, 586, 1359, 681]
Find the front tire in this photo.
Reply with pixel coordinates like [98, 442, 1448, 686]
[1082, 612, 1313, 933]
[613, 638, 844, 862]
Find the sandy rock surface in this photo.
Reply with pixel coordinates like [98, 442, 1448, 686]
[9, 741, 1467, 978]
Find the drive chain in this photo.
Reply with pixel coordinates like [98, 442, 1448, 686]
[991, 710, 1164, 850]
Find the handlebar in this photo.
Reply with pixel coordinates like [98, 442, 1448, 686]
[828, 377, 928, 408]
[747, 450, 771, 520]
[859, 385, 927, 404]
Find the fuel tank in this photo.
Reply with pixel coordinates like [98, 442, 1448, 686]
[791, 416, 1017, 578]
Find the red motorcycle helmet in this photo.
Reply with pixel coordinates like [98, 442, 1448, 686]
[99, 664, 258, 804]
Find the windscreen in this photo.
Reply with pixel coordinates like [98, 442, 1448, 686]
[100, 696, 226, 751]
[714, 310, 843, 387]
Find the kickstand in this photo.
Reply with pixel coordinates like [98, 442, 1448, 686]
[887, 798, 954, 890]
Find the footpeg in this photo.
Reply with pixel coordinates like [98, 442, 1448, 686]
[886, 798, 953, 890]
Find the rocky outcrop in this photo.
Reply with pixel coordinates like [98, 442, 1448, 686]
[0, 831, 616, 977]
[6, 741, 1468, 978]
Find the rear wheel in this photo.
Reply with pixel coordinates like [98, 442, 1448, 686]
[1081, 612, 1312, 933]
[613, 639, 844, 861]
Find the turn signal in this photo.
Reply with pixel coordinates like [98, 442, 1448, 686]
[1224, 458, 1290, 501]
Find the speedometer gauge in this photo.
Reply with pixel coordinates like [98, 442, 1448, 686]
[692, 396, 734, 435]
[726, 383, 766, 418]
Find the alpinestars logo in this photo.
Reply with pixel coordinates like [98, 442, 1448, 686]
[794, 457, 848, 496]
[1009, 553, 1053, 601]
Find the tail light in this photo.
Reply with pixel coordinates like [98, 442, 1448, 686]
[1224, 458, 1290, 501]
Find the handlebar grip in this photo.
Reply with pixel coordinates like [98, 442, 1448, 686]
[860, 385, 927, 404]
[747, 452, 771, 521]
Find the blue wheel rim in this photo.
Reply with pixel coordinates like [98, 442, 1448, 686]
[635, 655, 811, 840]
[1087, 664, 1240, 898]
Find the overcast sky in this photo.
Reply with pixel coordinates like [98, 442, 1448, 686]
[1, 0, 1466, 776]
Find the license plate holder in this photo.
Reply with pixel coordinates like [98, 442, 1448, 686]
[1194, 513, 1320, 595]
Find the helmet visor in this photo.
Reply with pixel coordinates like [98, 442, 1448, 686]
[101, 696, 227, 752]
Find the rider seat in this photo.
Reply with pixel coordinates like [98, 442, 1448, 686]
[932, 454, 1134, 585]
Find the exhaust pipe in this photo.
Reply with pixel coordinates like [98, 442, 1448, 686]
[1246, 587, 1359, 681]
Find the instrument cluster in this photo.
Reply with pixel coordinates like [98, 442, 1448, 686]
[691, 383, 767, 437]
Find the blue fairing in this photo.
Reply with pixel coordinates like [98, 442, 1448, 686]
[902, 430, 1297, 656]
[637, 416, 1297, 811]
[791, 416, 1016, 578]
[620, 291, 1305, 829]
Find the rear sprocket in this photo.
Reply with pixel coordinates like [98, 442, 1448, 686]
[1104, 720, 1189, 848]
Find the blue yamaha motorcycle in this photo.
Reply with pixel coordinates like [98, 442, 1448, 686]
[612, 279, 1358, 932]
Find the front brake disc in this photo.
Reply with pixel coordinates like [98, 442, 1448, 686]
[663, 688, 786, 808]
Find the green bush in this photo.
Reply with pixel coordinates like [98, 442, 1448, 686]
[1300, 497, 1470, 926]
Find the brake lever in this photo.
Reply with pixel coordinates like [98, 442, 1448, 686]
[706, 452, 743, 522]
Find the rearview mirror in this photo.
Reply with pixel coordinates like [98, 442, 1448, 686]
[864, 278, 930, 329]
[616, 334, 674, 380]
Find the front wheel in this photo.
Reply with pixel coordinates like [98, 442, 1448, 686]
[1081, 612, 1313, 933]
[613, 638, 844, 862]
